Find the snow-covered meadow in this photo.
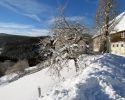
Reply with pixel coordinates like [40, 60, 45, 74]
[0, 54, 125, 100]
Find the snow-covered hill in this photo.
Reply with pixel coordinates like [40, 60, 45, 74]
[0, 54, 125, 100]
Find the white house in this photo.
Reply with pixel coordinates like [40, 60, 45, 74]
[93, 12, 125, 56]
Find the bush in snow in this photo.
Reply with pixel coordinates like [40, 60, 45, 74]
[0, 60, 15, 77]
[0, 66, 5, 77]
[5, 59, 29, 75]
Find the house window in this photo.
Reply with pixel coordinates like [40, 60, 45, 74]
[112, 44, 115, 47]
[117, 44, 119, 47]
[121, 32, 125, 38]
[121, 44, 124, 47]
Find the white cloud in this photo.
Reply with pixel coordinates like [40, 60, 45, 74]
[26, 29, 49, 36]
[47, 18, 55, 25]
[67, 16, 85, 21]
[47, 16, 86, 25]
[85, 0, 97, 3]
[0, 22, 49, 36]
[0, 0, 52, 22]
[24, 14, 42, 23]
[0, 22, 34, 29]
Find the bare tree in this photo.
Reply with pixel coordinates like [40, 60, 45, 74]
[96, 0, 119, 53]
[39, 1, 92, 74]
[50, 5, 92, 72]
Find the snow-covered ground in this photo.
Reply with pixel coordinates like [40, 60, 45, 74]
[0, 54, 125, 100]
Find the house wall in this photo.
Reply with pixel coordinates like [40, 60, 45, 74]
[110, 31, 125, 56]
[93, 31, 125, 56]
[93, 36, 101, 52]
[111, 42, 125, 56]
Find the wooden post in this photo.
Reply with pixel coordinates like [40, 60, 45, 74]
[38, 86, 41, 97]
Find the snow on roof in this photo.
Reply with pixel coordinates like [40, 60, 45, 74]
[93, 11, 125, 38]
[111, 12, 125, 34]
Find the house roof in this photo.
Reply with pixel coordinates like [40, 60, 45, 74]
[93, 12, 125, 38]
[110, 12, 125, 34]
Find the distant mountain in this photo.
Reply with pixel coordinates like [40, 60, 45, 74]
[0, 33, 51, 66]
[0, 33, 49, 47]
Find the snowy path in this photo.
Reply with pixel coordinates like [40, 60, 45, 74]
[42, 54, 125, 100]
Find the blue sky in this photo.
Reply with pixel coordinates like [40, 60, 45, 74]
[0, 0, 125, 36]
